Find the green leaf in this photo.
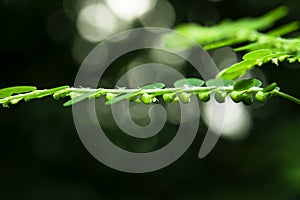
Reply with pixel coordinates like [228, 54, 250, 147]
[105, 90, 141, 105]
[205, 79, 235, 87]
[204, 38, 247, 50]
[0, 86, 36, 98]
[216, 60, 257, 80]
[63, 91, 96, 107]
[140, 83, 165, 89]
[216, 68, 248, 80]
[233, 79, 262, 91]
[242, 49, 272, 60]
[24, 86, 69, 101]
[235, 43, 269, 52]
[226, 60, 256, 72]
[174, 78, 205, 87]
[267, 21, 299, 36]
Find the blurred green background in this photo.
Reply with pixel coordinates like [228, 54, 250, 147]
[0, 0, 300, 199]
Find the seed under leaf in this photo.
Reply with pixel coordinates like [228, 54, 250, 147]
[214, 91, 227, 103]
[106, 93, 117, 101]
[135, 97, 141, 103]
[127, 95, 135, 102]
[163, 93, 175, 103]
[230, 91, 243, 103]
[179, 92, 191, 104]
[255, 91, 268, 103]
[242, 93, 253, 105]
[174, 96, 180, 103]
[198, 92, 210, 102]
[141, 93, 153, 104]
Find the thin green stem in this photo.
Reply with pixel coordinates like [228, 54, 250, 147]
[274, 91, 300, 104]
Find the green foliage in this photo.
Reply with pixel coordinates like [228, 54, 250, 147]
[170, 6, 300, 80]
[0, 78, 298, 107]
[0, 7, 299, 108]
[173, 78, 205, 87]
[166, 6, 289, 47]
[233, 79, 262, 91]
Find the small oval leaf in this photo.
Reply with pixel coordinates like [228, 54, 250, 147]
[242, 49, 272, 60]
[226, 60, 256, 73]
[0, 86, 37, 98]
[233, 79, 262, 91]
[206, 79, 235, 87]
[105, 90, 141, 105]
[140, 83, 165, 89]
[174, 78, 204, 87]
[216, 68, 248, 80]
[63, 91, 96, 107]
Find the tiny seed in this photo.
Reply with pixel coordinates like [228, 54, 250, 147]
[214, 91, 227, 103]
[242, 93, 253, 105]
[141, 93, 153, 104]
[198, 92, 210, 102]
[255, 91, 268, 103]
[230, 91, 243, 103]
[163, 93, 175, 103]
[179, 92, 191, 104]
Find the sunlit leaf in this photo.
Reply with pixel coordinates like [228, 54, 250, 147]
[0, 86, 36, 98]
[216, 60, 256, 80]
[216, 68, 247, 80]
[243, 49, 272, 60]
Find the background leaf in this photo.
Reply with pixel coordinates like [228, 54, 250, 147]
[243, 49, 272, 60]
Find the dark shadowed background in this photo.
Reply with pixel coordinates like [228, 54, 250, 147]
[0, 0, 300, 199]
